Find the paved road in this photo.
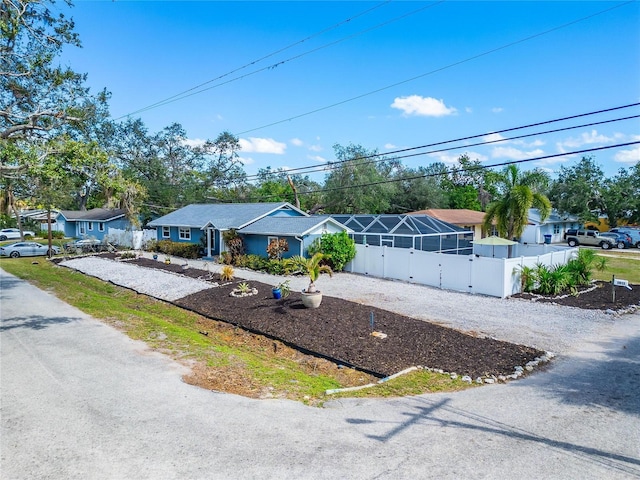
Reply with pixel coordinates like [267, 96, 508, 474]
[2, 268, 639, 479]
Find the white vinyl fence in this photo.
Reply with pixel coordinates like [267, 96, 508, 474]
[106, 228, 156, 250]
[346, 244, 578, 298]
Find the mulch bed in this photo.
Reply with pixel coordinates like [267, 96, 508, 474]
[68, 254, 640, 379]
[512, 282, 640, 311]
[113, 256, 544, 379]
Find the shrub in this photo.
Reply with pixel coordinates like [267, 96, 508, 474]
[266, 238, 289, 259]
[222, 229, 245, 263]
[308, 231, 356, 271]
[219, 251, 232, 265]
[265, 259, 286, 275]
[146, 240, 200, 259]
[220, 265, 235, 281]
[50, 230, 65, 239]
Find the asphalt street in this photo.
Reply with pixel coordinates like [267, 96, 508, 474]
[1, 267, 639, 479]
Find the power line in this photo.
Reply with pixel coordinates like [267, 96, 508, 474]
[243, 103, 640, 180]
[245, 141, 640, 202]
[116, 1, 444, 120]
[235, 1, 634, 136]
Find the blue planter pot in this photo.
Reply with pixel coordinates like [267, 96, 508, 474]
[272, 288, 282, 299]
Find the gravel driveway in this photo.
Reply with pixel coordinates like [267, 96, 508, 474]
[61, 254, 618, 354]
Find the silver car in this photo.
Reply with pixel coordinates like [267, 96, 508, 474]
[0, 242, 60, 258]
[0, 228, 36, 241]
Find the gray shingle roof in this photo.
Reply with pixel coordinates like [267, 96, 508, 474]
[238, 216, 348, 236]
[147, 203, 303, 229]
[59, 208, 127, 222]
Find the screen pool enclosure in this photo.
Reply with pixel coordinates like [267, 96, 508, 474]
[330, 214, 473, 255]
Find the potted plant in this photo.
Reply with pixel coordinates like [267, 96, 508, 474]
[272, 280, 291, 299]
[292, 253, 333, 308]
[164, 256, 171, 265]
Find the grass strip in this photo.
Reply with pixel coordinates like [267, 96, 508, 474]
[1, 258, 473, 405]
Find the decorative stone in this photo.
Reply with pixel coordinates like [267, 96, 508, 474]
[475, 377, 483, 384]
[461, 376, 472, 383]
[484, 378, 495, 384]
[450, 373, 458, 380]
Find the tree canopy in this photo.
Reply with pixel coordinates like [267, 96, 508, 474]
[483, 165, 551, 240]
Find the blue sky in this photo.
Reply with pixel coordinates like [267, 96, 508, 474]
[58, 1, 640, 181]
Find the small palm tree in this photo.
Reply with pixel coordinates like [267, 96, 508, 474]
[483, 165, 552, 240]
[292, 253, 333, 293]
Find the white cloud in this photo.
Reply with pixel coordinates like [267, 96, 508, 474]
[391, 95, 457, 117]
[557, 129, 614, 150]
[239, 137, 286, 154]
[308, 144, 323, 152]
[465, 107, 473, 114]
[484, 133, 506, 143]
[237, 156, 255, 165]
[533, 154, 573, 167]
[290, 138, 304, 147]
[513, 139, 545, 148]
[614, 146, 640, 164]
[492, 107, 504, 113]
[491, 146, 545, 160]
[429, 151, 488, 164]
[308, 155, 328, 163]
[182, 138, 206, 148]
[384, 143, 397, 149]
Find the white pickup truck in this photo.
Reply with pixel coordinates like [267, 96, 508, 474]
[565, 230, 616, 249]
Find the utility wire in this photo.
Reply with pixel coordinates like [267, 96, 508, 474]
[242, 103, 640, 180]
[235, 1, 634, 136]
[245, 141, 640, 202]
[246, 113, 640, 180]
[116, 1, 443, 120]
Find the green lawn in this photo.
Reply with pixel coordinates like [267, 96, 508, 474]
[594, 251, 640, 284]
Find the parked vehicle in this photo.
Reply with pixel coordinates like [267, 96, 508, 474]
[599, 232, 633, 249]
[0, 228, 36, 241]
[63, 238, 115, 254]
[565, 230, 617, 249]
[609, 227, 640, 248]
[0, 242, 60, 258]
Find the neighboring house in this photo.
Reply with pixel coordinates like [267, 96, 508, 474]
[147, 202, 350, 259]
[407, 209, 488, 240]
[28, 208, 132, 241]
[520, 209, 580, 244]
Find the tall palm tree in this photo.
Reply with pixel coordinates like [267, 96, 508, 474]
[483, 165, 551, 240]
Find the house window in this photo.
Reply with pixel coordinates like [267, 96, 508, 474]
[553, 224, 560, 234]
[79, 223, 86, 235]
[179, 227, 191, 240]
[162, 226, 170, 238]
[88, 222, 93, 231]
[98, 222, 105, 232]
[267, 236, 278, 246]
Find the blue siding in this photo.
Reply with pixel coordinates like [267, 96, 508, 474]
[268, 208, 304, 218]
[242, 234, 303, 258]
